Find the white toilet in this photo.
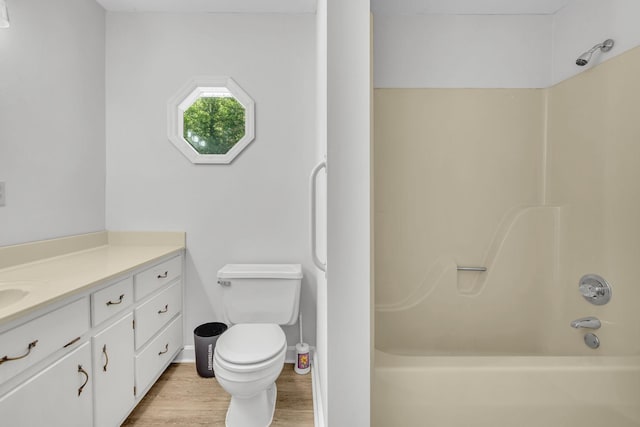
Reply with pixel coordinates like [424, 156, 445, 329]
[213, 264, 303, 427]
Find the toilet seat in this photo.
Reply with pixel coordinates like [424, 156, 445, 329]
[215, 324, 286, 366]
[214, 344, 286, 378]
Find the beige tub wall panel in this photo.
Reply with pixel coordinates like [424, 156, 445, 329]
[375, 207, 557, 355]
[599, 48, 640, 356]
[375, 47, 640, 357]
[546, 46, 640, 356]
[374, 88, 546, 307]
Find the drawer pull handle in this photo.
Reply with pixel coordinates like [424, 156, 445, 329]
[157, 271, 169, 279]
[78, 365, 89, 396]
[106, 294, 125, 306]
[158, 343, 169, 356]
[102, 344, 109, 372]
[0, 340, 38, 365]
[63, 337, 81, 349]
[158, 304, 169, 314]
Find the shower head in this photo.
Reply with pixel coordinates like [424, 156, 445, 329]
[576, 39, 615, 66]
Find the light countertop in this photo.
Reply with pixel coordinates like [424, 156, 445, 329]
[0, 231, 185, 326]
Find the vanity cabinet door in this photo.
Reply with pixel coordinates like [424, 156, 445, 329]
[92, 312, 135, 427]
[0, 342, 93, 427]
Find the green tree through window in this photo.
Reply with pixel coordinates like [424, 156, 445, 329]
[183, 96, 246, 155]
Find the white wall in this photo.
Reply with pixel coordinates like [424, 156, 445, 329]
[105, 13, 317, 349]
[552, 0, 640, 84]
[374, 14, 552, 88]
[326, 0, 371, 424]
[0, 0, 105, 246]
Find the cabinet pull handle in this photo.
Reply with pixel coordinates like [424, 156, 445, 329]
[157, 304, 169, 314]
[78, 365, 89, 396]
[106, 294, 125, 306]
[157, 271, 168, 279]
[158, 343, 169, 356]
[63, 337, 81, 348]
[0, 340, 38, 365]
[102, 344, 109, 372]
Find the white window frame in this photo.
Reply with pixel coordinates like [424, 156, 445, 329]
[167, 76, 255, 164]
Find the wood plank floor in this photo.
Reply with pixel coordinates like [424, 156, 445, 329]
[123, 363, 314, 426]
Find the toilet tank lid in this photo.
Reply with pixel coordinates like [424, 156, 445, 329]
[217, 264, 303, 280]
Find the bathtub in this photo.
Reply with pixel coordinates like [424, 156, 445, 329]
[373, 350, 640, 427]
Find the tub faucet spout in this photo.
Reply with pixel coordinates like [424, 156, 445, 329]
[570, 316, 601, 330]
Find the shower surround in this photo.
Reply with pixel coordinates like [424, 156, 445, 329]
[373, 46, 640, 425]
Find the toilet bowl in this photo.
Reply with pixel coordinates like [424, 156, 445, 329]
[213, 323, 287, 427]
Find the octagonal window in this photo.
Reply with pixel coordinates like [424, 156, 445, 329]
[183, 90, 245, 155]
[168, 77, 255, 164]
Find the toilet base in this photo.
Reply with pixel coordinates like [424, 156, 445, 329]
[225, 383, 277, 427]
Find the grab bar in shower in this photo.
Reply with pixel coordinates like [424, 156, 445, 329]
[310, 159, 327, 272]
[457, 266, 487, 272]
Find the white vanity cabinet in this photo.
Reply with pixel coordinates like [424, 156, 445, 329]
[0, 342, 94, 427]
[0, 251, 184, 427]
[91, 312, 135, 427]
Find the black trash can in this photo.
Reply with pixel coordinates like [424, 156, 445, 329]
[193, 322, 228, 378]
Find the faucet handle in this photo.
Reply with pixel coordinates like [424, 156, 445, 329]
[578, 274, 612, 305]
[579, 282, 603, 299]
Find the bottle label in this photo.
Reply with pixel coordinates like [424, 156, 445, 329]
[297, 352, 310, 369]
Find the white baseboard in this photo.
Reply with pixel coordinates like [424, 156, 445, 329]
[173, 344, 312, 365]
[174, 345, 195, 363]
[286, 345, 296, 364]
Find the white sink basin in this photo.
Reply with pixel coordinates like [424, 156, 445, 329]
[0, 282, 38, 309]
[0, 288, 29, 309]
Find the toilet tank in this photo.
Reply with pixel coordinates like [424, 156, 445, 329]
[217, 264, 302, 325]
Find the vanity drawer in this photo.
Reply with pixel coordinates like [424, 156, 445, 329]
[91, 277, 133, 326]
[135, 315, 182, 396]
[134, 281, 181, 349]
[134, 256, 182, 301]
[0, 297, 89, 384]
